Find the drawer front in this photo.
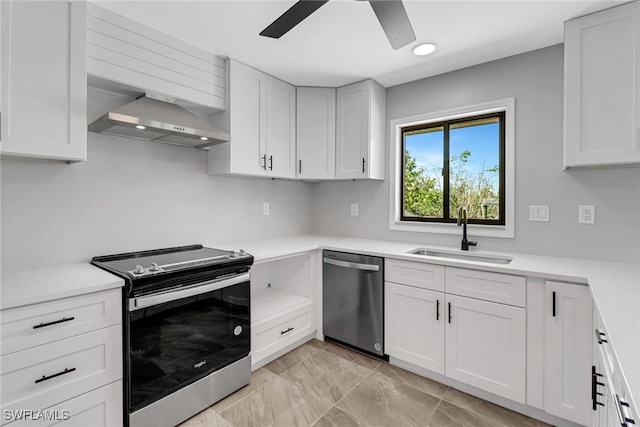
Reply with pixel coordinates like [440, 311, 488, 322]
[445, 267, 526, 307]
[385, 259, 445, 291]
[5, 380, 123, 427]
[1, 289, 121, 356]
[1, 325, 122, 418]
[253, 306, 312, 360]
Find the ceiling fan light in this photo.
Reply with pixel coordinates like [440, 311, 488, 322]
[412, 43, 437, 56]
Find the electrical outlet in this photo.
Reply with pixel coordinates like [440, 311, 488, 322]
[529, 205, 549, 222]
[351, 203, 359, 216]
[262, 202, 270, 216]
[579, 205, 595, 224]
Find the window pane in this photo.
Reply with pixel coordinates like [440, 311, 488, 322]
[449, 118, 501, 220]
[403, 127, 444, 218]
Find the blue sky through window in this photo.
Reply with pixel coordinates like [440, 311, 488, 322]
[405, 122, 500, 191]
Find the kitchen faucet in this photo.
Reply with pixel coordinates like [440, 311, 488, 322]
[457, 207, 477, 251]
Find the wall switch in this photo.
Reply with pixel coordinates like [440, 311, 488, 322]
[579, 205, 595, 224]
[350, 203, 359, 216]
[262, 202, 270, 216]
[529, 205, 549, 222]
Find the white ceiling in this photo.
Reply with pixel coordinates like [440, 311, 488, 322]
[98, 0, 625, 88]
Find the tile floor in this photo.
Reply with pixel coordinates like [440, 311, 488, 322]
[179, 340, 552, 427]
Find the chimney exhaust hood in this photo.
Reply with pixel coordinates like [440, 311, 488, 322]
[88, 94, 230, 148]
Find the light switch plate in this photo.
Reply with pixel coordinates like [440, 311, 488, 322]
[529, 205, 549, 222]
[262, 202, 270, 216]
[351, 203, 359, 216]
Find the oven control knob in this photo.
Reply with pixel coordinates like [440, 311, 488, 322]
[239, 249, 246, 256]
[133, 265, 145, 275]
[230, 251, 239, 258]
[149, 262, 159, 272]
[234, 326, 243, 336]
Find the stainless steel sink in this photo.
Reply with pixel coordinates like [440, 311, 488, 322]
[408, 248, 512, 264]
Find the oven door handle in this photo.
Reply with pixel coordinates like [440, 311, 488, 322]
[129, 272, 250, 311]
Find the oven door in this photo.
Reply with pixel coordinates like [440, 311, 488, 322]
[127, 273, 250, 412]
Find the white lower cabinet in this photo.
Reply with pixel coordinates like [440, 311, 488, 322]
[0, 289, 123, 427]
[445, 294, 526, 403]
[250, 252, 319, 370]
[385, 260, 526, 403]
[544, 281, 592, 425]
[384, 282, 444, 374]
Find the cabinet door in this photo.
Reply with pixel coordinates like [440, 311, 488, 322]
[385, 283, 444, 374]
[564, 2, 640, 167]
[545, 281, 592, 425]
[266, 76, 296, 178]
[1, 1, 86, 162]
[445, 294, 526, 403]
[296, 87, 336, 180]
[336, 80, 370, 179]
[228, 60, 267, 176]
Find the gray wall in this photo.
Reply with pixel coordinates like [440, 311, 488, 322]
[310, 45, 640, 263]
[1, 90, 313, 271]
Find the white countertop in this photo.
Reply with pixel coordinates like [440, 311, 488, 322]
[223, 234, 640, 412]
[1, 263, 124, 310]
[3, 235, 638, 413]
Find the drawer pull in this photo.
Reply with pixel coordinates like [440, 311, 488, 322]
[35, 367, 76, 384]
[616, 395, 637, 426]
[436, 299, 440, 321]
[595, 329, 608, 344]
[280, 327, 294, 335]
[448, 302, 452, 324]
[33, 316, 75, 329]
[552, 291, 556, 317]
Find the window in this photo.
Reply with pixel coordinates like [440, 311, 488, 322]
[389, 98, 514, 238]
[401, 112, 505, 225]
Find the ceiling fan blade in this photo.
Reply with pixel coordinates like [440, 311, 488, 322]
[369, 0, 416, 50]
[260, 0, 329, 39]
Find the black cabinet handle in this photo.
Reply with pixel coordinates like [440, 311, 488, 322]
[280, 327, 294, 335]
[33, 316, 75, 329]
[448, 302, 452, 324]
[436, 299, 440, 321]
[35, 367, 76, 384]
[552, 291, 556, 317]
[592, 365, 605, 410]
[269, 155, 273, 171]
[299, 159, 302, 174]
[362, 157, 366, 173]
[262, 155, 267, 170]
[595, 329, 608, 344]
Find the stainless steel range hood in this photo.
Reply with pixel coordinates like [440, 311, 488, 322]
[88, 94, 230, 148]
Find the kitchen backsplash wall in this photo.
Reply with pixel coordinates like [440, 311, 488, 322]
[310, 44, 640, 263]
[1, 89, 313, 272]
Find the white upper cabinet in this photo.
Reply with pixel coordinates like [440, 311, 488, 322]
[544, 281, 592, 425]
[87, 4, 226, 111]
[336, 79, 385, 180]
[564, 2, 640, 168]
[296, 87, 336, 180]
[1, 1, 87, 162]
[209, 60, 295, 179]
[266, 76, 296, 179]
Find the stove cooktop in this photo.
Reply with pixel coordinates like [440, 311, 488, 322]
[91, 244, 252, 280]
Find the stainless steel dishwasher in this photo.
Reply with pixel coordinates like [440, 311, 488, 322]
[322, 250, 384, 356]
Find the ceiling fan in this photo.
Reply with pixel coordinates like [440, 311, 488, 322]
[259, 0, 416, 50]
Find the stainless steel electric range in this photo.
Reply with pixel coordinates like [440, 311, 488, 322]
[91, 245, 253, 427]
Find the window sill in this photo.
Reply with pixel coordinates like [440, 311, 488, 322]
[389, 220, 514, 238]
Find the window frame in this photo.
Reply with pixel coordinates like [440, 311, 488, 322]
[389, 98, 515, 239]
[400, 111, 506, 226]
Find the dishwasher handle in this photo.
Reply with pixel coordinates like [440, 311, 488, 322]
[323, 257, 380, 272]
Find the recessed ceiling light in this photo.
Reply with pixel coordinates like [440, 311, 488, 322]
[200, 136, 209, 141]
[136, 125, 146, 130]
[412, 43, 436, 56]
